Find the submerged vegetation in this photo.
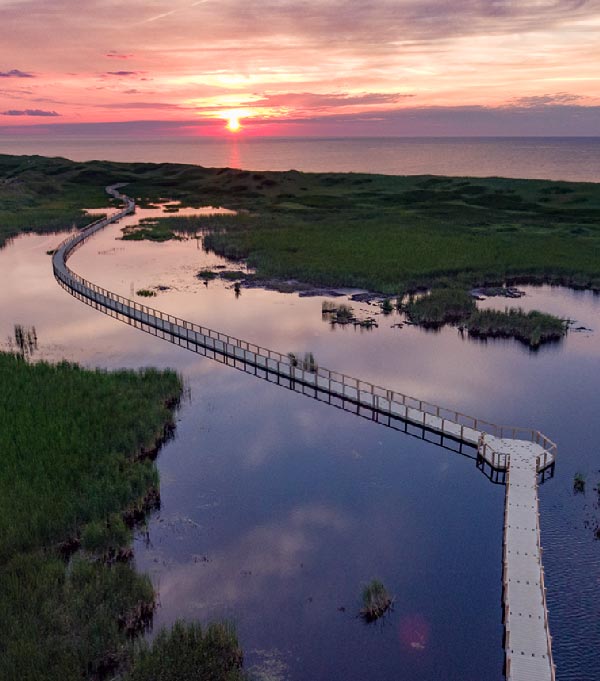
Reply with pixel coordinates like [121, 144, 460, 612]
[360, 579, 393, 622]
[136, 288, 157, 298]
[574, 473, 586, 494]
[321, 300, 377, 328]
[0, 352, 188, 679]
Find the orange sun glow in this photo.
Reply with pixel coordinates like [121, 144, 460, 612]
[226, 114, 241, 132]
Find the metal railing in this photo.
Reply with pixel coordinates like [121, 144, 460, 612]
[478, 432, 557, 473]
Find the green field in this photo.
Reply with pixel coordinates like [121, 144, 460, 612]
[2, 154, 600, 296]
[0, 351, 240, 680]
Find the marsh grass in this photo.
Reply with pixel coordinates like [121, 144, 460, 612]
[381, 298, 394, 314]
[360, 579, 393, 623]
[136, 288, 157, 297]
[126, 620, 244, 681]
[405, 289, 476, 327]
[467, 308, 566, 348]
[197, 269, 217, 281]
[0, 352, 183, 680]
[405, 290, 566, 347]
[4, 154, 600, 298]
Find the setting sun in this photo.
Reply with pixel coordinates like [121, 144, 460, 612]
[226, 114, 241, 132]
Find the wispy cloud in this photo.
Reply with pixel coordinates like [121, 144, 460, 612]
[510, 92, 585, 108]
[97, 101, 186, 109]
[250, 91, 413, 113]
[105, 51, 134, 59]
[1, 109, 59, 116]
[0, 69, 34, 78]
[103, 70, 145, 77]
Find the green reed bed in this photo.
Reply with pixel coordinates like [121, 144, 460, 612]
[125, 620, 244, 681]
[405, 288, 476, 327]
[404, 289, 566, 347]
[0, 353, 188, 680]
[467, 308, 566, 348]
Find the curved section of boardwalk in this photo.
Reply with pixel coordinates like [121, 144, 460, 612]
[52, 187, 556, 681]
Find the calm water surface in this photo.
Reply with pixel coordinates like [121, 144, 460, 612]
[1, 136, 600, 182]
[1, 204, 599, 680]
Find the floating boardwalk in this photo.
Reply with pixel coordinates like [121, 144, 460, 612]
[52, 187, 557, 680]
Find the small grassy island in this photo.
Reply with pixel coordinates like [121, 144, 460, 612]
[404, 288, 567, 347]
[0, 352, 244, 681]
[360, 579, 393, 622]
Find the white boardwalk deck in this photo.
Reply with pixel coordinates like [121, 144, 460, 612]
[497, 438, 556, 681]
[52, 187, 557, 681]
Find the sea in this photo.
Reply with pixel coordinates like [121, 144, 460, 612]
[1, 136, 600, 182]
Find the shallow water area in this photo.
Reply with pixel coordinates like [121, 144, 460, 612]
[1, 203, 600, 680]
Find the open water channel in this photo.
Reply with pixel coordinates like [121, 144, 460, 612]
[2, 204, 599, 681]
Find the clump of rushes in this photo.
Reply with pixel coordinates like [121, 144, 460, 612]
[467, 308, 566, 348]
[335, 303, 354, 323]
[405, 288, 476, 327]
[360, 579, 393, 622]
[136, 288, 156, 297]
[126, 620, 244, 681]
[322, 300, 355, 324]
[287, 351, 318, 372]
[197, 269, 216, 281]
[573, 472, 586, 493]
[381, 298, 393, 314]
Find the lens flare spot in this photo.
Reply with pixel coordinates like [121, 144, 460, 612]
[398, 613, 430, 652]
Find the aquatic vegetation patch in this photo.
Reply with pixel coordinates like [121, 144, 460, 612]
[404, 289, 566, 347]
[125, 620, 245, 681]
[573, 473, 586, 494]
[321, 300, 378, 328]
[405, 288, 476, 327]
[360, 579, 393, 622]
[467, 308, 566, 348]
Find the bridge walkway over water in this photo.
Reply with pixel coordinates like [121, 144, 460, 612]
[52, 186, 557, 681]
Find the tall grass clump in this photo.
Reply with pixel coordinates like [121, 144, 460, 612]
[405, 289, 476, 327]
[126, 620, 245, 681]
[360, 579, 393, 622]
[573, 472, 586, 494]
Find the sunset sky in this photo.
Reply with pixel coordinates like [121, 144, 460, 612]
[1, 0, 599, 136]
